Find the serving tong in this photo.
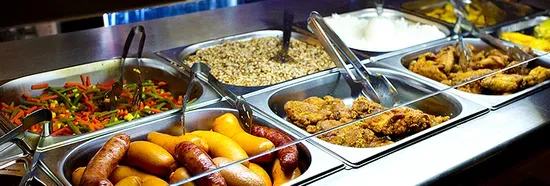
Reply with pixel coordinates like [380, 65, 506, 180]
[105, 25, 146, 110]
[0, 109, 52, 186]
[307, 11, 399, 107]
[450, 0, 533, 72]
[181, 62, 253, 134]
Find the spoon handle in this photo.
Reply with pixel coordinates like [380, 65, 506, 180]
[375, 0, 384, 16]
[282, 10, 294, 54]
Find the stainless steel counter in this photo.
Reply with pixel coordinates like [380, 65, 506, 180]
[0, 0, 549, 185]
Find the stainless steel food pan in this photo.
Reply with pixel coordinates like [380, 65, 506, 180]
[39, 104, 344, 186]
[374, 38, 550, 109]
[313, 8, 451, 60]
[400, 0, 536, 32]
[245, 68, 488, 167]
[155, 30, 332, 95]
[495, 11, 549, 47]
[0, 54, 220, 151]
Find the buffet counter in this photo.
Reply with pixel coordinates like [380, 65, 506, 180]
[0, 0, 549, 185]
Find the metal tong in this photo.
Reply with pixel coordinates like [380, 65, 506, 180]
[307, 11, 399, 107]
[450, 0, 473, 71]
[451, 0, 533, 71]
[106, 25, 146, 110]
[0, 109, 52, 186]
[183, 62, 254, 133]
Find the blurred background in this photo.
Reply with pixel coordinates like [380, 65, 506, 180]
[0, 0, 263, 42]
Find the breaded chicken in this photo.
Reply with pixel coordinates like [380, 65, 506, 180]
[352, 96, 385, 118]
[284, 96, 449, 148]
[316, 120, 393, 148]
[358, 107, 449, 136]
[481, 73, 524, 93]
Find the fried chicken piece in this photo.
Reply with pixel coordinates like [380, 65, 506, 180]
[522, 66, 550, 88]
[436, 46, 455, 73]
[352, 96, 385, 118]
[471, 50, 486, 62]
[303, 96, 326, 107]
[284, 99, 330, 128]
[446, 69, 492, 94]
[480, 73, 524, 93]
[358, 107, 448, 136]
[430, 115, 451, 127]
[316, 120, 393, 148]
[321, 96, 356, 121]
[470, 55, 507, 70]
[456, 83, 484, 94]
[448, 69, 493, 83]
[284, 96, 355, 128]
[505, 61, 531, 75]
[409, 58, 448, 82]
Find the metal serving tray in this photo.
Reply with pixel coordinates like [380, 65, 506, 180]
[315, 8, 451, 60]
[0, 54, 220, 151]
[245, 68, 488, 167]
[39, 103, 344, 186]
[400, 0, 536, 32]
[155, 30, 332, 95]
[375, 38, 550, 109]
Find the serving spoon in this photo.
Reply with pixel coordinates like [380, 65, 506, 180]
[273, 10, 295, 63]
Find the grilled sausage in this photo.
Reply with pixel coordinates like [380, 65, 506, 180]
[175, 141, 226, 186]
[250, 125, 298, 174]
[80, 133, 131, 186]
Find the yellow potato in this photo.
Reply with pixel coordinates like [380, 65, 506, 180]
[191, 131, 249, 167]
[248, 163, 272, 186]
[109, 165, 168, 185]
[71, 167, 86, 185]
[212, 113, 275, 157]
[115, 176, 142, 186]
[142, 177, 169, 186]
[169, 167, 196, 186]
[124, 141, 178, 178]
[147, 132, 209, 155]
[212, 157, 265, 186]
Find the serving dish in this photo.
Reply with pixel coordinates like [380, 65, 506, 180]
[156, 30, 333, 95]
[375, 38, 550, 109]
[39, 102, 344, 185]
[245, 68, 488, 166]
[0, 54, 219, 151]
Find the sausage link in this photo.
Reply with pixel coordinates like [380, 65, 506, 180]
[250, 125, 299, 174]
[80, 133, 131, 186]
[175, 141, 226, 186]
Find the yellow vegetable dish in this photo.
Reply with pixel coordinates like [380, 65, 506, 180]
[425, 3, 497, 27]
[500, 20, 550, 52]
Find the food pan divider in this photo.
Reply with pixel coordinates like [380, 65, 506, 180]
[373, 38, 550, 109]
[399, 0, 539, 33]
[39, 101, 344, 186]
[0, 53, 219, 151]
[155, 29, 332, 95]
[244, 67, 488, 167]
